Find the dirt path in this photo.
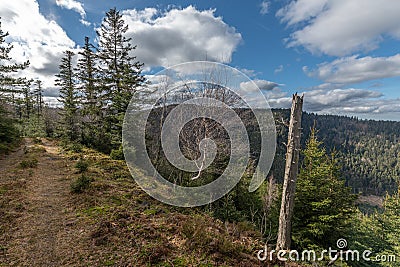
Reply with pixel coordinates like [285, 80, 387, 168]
[0, 139, 81, 266]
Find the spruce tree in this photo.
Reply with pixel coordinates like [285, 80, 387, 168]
[19, 80, 33, 135]
[76, 36, 103, 147]
[97, 8, 145, 151]
[0, 18, 29, 96]
[348, 189, 400, 267]
[379, 189, 400, 265]
[0, 18, 28, 151]
[292, 128, 357, 249]
[33, 79, 43, 117]
[8, 81, 30, 122]
[20, 80, 33, 119]
[56, 50, 80, 141]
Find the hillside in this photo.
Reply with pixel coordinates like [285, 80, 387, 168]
[144, 106, 400, 197]
[0, 126, 398, 266]
[0, 138, 272, 266]
[272, 110, 400, 196]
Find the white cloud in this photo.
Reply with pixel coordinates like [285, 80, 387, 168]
[266, 95, 292, 109]
[276, 0, 328, 26]
[121, 6, 242, 67]
[56, 0, 85, 18]
[314, 97, 400, 118]
[274, 65, 284, 74]
[55, 0, 90, 26]
[277, 0, 400, 56]
[303, 88, 382, 111]
[1, 0, 76, 101]
[238, 68, 259, 78]
[240, 79, 279, 92]
[265, 86, 399, 116]
[306, 83, 340, 91]
[79, 19, 91, 26]
[260, 1, 270, 15]
[145, 72, 400, 119]
[237, 79, 287, 107]
[304, 54, 400, 84]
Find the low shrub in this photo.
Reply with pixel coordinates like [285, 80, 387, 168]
[75, 158, 89, 173]
[19, 158, 38, 168]
[110, 145, 124, 160]
[61, 140, 83, 153]
[70, 174, 91, 193]
[0, 143, 9, 155]
[69, 143, 83, 153]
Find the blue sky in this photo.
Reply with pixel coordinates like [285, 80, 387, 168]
[2, 0, 400, 120]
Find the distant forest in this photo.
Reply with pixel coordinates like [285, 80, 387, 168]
[273, 109, 400, 196]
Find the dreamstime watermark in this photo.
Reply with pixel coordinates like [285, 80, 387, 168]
[122, 61, 276, 207]
[257, 238, 397, 263]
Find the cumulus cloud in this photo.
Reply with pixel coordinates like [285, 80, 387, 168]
[276, 0, 328, 26]
[265, 86, 400, 118]
[302, 88, 382, 111]
[238, 68, 260, 78]
[312, 97, 400, 119]
[260, 1, 270, 15]
[55, 0, 89, 25]
[121, 6, 242, 67]
[240, 79, 280, 92]
[241, 82, 399, 120]
[145, 73, 399, 119]
[372, 99, 400, 113]
[1, 0, 76, 100]
[304, 54, 400, 84]
[236, 79, 287, 108]
[277, 0, 400, 56]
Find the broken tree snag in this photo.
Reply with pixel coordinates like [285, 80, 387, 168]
[276, 93, 304, 251]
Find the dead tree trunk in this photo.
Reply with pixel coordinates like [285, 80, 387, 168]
[276, 93, 303, 251]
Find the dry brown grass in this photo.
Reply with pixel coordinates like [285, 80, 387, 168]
[0, 138, 308, 266]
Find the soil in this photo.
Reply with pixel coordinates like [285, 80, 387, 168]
[0, 138, 83, 266]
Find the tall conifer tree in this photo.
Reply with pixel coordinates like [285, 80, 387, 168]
[76, 36, 103, 147]
[0, 19, 29, 96]
[0, 18, 28, 150]
[292, 128, 357, 249]
[97, 8, 145, 150]
[56, 50, 80, 141]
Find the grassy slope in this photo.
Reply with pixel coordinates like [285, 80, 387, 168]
[0, 139, 313, 266]
[55, 142, 269, 266]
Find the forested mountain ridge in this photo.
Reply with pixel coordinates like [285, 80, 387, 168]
[272, 109, 400, 196]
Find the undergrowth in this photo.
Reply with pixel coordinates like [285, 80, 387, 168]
[63, 144, 266, 266]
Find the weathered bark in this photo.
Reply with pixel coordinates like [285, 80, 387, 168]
[276, 93, 303, 250]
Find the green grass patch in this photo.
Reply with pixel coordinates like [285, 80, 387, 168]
[0, 186, 6, 195]
[82, 205, 111, 217]
[103, 259, 115, 266]
[143, 208, 158, 216]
